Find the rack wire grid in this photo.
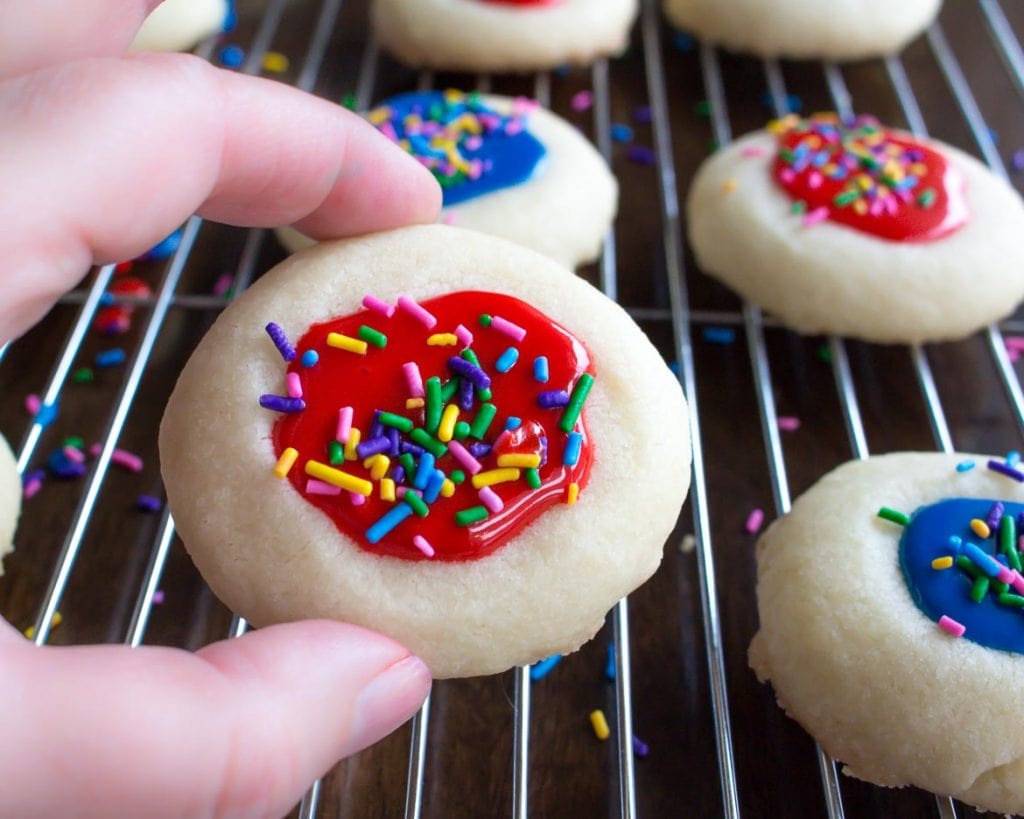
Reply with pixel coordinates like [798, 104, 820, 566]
[3, 0, 1024, 816]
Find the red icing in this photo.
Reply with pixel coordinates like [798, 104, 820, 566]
[771, 113, 968, 243]
[271, 291, 594, 562]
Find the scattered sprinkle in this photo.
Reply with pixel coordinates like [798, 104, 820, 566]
[136, 495, 163, 513]
[571, 90, 594, 112]
[777, 416, 801, 432]
[956, 460, 975, 472]
[589, 709, 610, 741]
[877, 506, 910, 526]
[24, 611, 62, 640]
[626, 146, 656, 166]
[261, 51, 289, 73]
[938, 615, 965, 638]
[95, 348, 126, 368]
[530, 655, 562, 681]
[745, 508, 765, 535]
[610, 123, 634, 143]
[633, 736, 650, 757]
[218, 44, 245, 68]
[702, 326, 736, 345]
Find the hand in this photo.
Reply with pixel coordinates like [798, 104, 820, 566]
[0, 2, 441, 816]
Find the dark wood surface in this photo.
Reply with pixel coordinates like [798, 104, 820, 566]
[2, 1, 1024, 816]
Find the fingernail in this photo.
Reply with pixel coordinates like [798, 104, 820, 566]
[349, 655, 431, 753]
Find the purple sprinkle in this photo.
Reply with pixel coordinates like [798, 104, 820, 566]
[136, 495, 163, 513]
[626, 146, 656, 166]
[1012, 148, 1024, 173]
[259, 394, 305, 413]
[369, 411, 384, 441]
[401, 441, 426, 457]
[152, 590, 165, 605]
[539, 435, 548, 467]
[447, 356, 491, 390]
[469, 442, 492, 458]
[23, 469, 45, 485]
[458, 377, 475, 411]
[987, 502, 1005, 531]
[356, 436, 390, 459]
[386, 427, 401, 457]
[392, 465, 406, 484]
[988, 459, 1024, 482]
[537, 390, 570, 409]
[265, 322, 296, 362]
[53, 462, 87, 480]
[633, 105, 652, 124]
[632, 736, 649, 757]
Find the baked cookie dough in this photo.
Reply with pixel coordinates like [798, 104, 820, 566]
[663, 0, 940, 60]
[161, 225, 690, 678]
[130, 0, 232, 53]
[750, 452, 1024, 814]
[277, 91, 617, 271]
[372, 0, 637, 73]
[0, 435, 19, 575]
[687, 113, 1024, 344]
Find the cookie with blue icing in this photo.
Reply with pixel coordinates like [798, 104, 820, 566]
[750, 452, 1024, 814]
[277, 91, 617, 270]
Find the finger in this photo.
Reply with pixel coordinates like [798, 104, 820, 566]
[0, 0, 160, 78]
[0, 621, 431, 819]
[0, 52, 441, 342]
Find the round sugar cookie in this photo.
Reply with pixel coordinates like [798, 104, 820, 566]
[372, 0, 637, 73]
[160, 225, 690, 678]
[663, 0, 940, 60]
[749, 452, 1024, 814]
[130, 0, 232, 53]
[687, 113, 1024, 344]
[277, 91, 617, 271]
[0, 435, 19, 574]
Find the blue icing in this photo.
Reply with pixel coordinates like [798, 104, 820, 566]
[899, 497, 1024, 654]
[369, 91, 547, 207]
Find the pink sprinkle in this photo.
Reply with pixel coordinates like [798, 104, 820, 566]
[286, 372, 303, 399]
[447, 441, 482, 475]
[1010, 569, 1024, 596]
[478, 486, 504, 513]
[504, 120, 523, 136]
[490, 315, 527, 342]
[379, 121, 399, 142]
[1004, 336, 1024, 351]
[24, 394, 41, 415]
[465, 136, 483, 151]
[152, 590, 165, 605]
[349, 491, 365, 506]
[938, 615, 965, 638]
[63, 446, 85, 464]
[212, 274, 233, 297]
[777, 416, 801, 432]
[337, 407, 353, 443]
[403, 363, 425, 398]
[112, 449, 143, 473]
[492, 429, 512, 451]
[89, 443, 102, 457]
[1010, 349, 1022, 364]
[23, 478, 42, 499]
[808, 171, 823, 190]
[397, 296, 437, 329]
[997, 565, 1016, 585]
[745, 508, 765, 535]
[362, 295, 395, 318]
[740, 145, 767, 158]
[306, 479, 342, 496]
[413, 535, 435, 558]
[442, 212, 458, 225]
[869, 198, 885, 217]
[802, 206, 829, 227]
[455, 324, 474, 347]
[779, 168, 796, 184]
[571, 90, 593, 112]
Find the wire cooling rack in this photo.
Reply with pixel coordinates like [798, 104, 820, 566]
[3, 1, 1024, 816]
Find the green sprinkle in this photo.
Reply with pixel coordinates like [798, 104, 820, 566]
[559, 373, 595, 434]
[971, 576, 991, 603]
[917, 188, 936, 208]
[999, 592, 1024, 608]
[453, 421, 471, 441]
[779, 149, 795, 163]
[405, 492, 429, 517]
[450, 470, 466, 484]
[455, 506, 489, 526]
[876, 507, 910, 526]
[833, 189, 859, 207]
[425, 377, 442, 435]
[790, 200, 806, 215]
[707, 138, 719, 154]
[1000, 514, 1022, 572]
[399, 453, 416, 475]
[72, 367, 94, 384]
[993, 580, 1010, 595]
[461, 349, 481, 367]
[477, 387, 492, 401]
[328, 440, 344, 465]
[694, 99, 711, 118]
[63, 436, 84, 450]
[357, 325, 387, 348]
[378, 412, 413, 433]
[410, 428, 446, 458]
[525, 468, 541, 489]
[478, 314, 492, 328]
[440, 378, 458, 403]
[816, 345, 832, 364]
[341, 92, 358, 110]
[956, 554, 983, 580]
[469, 403, 497, 439]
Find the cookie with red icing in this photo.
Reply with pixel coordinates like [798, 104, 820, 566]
[160, 225, 690, 678]
[371, 0, 637, 72]
[687, 113, 1024, 343]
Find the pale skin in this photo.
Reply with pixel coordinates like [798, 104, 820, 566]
[0, 2, 443, 817]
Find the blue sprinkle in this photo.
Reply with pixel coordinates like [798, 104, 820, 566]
[46, 451, 85, 480]
[672, 32, 695, 51]
[964, 542, 1002, 577]
[533, 356, 549, 383]
[604, 642, 616, 681]
[554, 63, 571, 77]
[702, 327, 736, 345]
[222, 0, 237, 31]
[496, 347, 519, 373]
[35, 402, 58, 428]
[219, 44, 245, 68]
[529, 655, 563, 681]
[610, 123, 634, 143]
[300, 349, 319, 367]
[366, 504, 414, 544]
[423, 469, 446, 504]
[1008, 451, 1021, 467]
[99, 293, 115, 306]
[988, 127, 999, 145]
[668, 361, 680, 376]
[956, 460, 976, 473]
[95, 348, 126, 368]
[140, 229, 182, 261]
[136, 495, 163, 513]
[564, 432, 583, 467]
[414, 453, 435, 490]
[760, 92, 803, 114]
[948, 535, 962, 553]
[505, 416, 522, 431]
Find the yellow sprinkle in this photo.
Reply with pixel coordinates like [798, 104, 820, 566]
[932, 556, 954, 570]
[566, 482, 579, 506]
[273, 447, 299, 478]
[427, 333, 459, 346]
[261, 52, 290, 73]
[471, 468, 521, 488]
[440, 479, 455, 498]
[344, 428, 361, 461]
[766, 114, 799, 134]
[970, 519, 991, 539]
[24, 612, 62, 640]
[438, 404, 459, 443]
[327, 333, 367, 355]
[497, 454, 541, 469]
[368, 455, 390, 481]
[381, 478, 396, 502]
[589, 709, 610, 741]
[305, 460, 373, 496]
[406, 397, 425, 410]
[721, 178, 737, 193]
[853, 200, 868, 215]
[910, 162, 928, 176]
[368, 108, 390, 125]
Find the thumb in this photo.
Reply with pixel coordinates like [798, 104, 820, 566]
[0, 620, 431, 819]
